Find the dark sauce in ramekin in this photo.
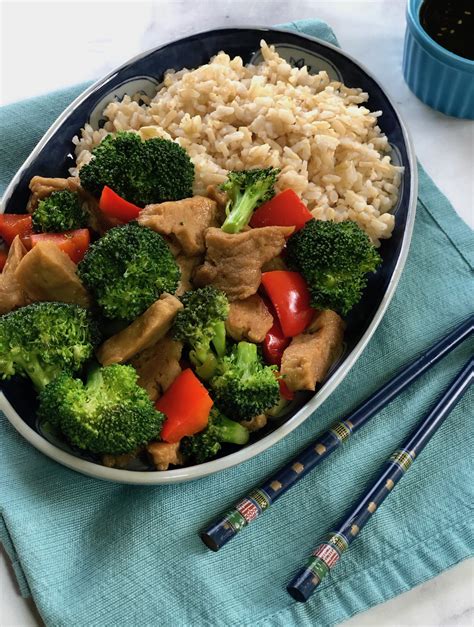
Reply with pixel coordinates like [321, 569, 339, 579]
[420, 0, 474, 61]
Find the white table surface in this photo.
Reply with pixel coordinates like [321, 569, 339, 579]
[1, 1, 473, 626]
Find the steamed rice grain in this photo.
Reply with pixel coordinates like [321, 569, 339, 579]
[72, 40, 402, 245]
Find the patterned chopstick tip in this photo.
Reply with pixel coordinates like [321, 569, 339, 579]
[287, 449, 416, 601]
[287, 420, 462, 604]
[200, 488, 272, 551]
[200, 419, 354, 551]
[287, 532, 349, 602]
[200, 447, 320, 551]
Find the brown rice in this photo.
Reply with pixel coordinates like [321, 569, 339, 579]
[72, 40, 403, 245]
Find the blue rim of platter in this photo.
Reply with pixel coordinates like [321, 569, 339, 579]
[0, 27, 418, 484]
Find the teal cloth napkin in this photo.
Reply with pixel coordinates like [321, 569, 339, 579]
[1, 19, 473, 627]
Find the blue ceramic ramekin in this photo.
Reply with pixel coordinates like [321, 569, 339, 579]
[403, 0, 474, 119]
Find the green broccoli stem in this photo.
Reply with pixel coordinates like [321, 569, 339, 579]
[192, 351, 218, 381]
[235, 341, 258, 372]
[85, 363, 104, 394]
[267, 396, 290, 417]
[18, 356, 59, 391]
[217, 416, 250, 445]
[77, 363, 105, 413]
[221, 195, 255, 233]
[190, 321, 226, 380]
[211, 320, 227, 358]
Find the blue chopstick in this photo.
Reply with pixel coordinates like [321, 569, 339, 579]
[200, 315, 473, 551]
[287, 357, 473, 602]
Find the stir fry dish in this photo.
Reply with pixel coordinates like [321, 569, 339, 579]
[0, 131, 383, 471]
[0, 42, 401, 470]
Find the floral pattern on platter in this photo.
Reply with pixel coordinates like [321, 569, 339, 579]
[87, 77, 159, 129]
[250, 43, 343, 81]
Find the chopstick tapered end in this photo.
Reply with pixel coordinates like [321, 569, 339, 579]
[287, 584, 309, 603]
[200, 517, 239, 552]
[287, 567, 321, 603]
[199, 531, 220, 552]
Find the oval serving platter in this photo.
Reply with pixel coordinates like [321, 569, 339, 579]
[0, 27, 417, 484]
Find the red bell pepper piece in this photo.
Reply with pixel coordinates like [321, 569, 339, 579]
[0, 214, 33, 246]
[29, 228, 90, 264]
[263, 318, 290, 367]
[99, 186, 141, 222]
[271, 369, 295, 401]
[0, 249, 8, 272]
[157, 369, 214, 444]
[249, 189, 313, 232]
[279, 378, 295, 401]
[261, 270, 314, 338]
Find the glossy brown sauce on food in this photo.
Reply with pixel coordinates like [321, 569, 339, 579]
[420, 0, 474, 60]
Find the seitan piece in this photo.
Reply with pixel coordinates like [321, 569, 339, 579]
[2, 235, 27, 272]
[138, 196, 219, 256]
[261, 255, 288, 272]
[129, 335, 183, 402]
[225, 294, 273, 343]
[147, 441, 184, 471]
[102, 449, 141, 469]
[194, 226, 294, 301]
[206, 184, 227, 223]
[0, 236, 29, 314]
[27, 176, 82, 213]
[14, 241, 90, 307]
[281, 310, 345, 392]
[239, 414, 268, 433]
[175, 254, 201, 296]
[97, 293, 183, 366]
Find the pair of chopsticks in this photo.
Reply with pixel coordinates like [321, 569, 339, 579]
[200, 315, 473, 602]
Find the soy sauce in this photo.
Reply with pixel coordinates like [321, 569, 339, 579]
[420, 0, 474, 61]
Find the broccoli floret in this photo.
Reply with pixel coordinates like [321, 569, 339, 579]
[32, 190, 88, 233]
[180, 408, 249, 464]
[78, 222, 180, 321]
[173, 287, 229, 379]
[210, 341, 280, 421]
[220, 168, 280, 233]
[286, 219, 382, 315]
[0, 302, 99, 391]
[38, 364, 165, 454]
[79, 131, 194, 207]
